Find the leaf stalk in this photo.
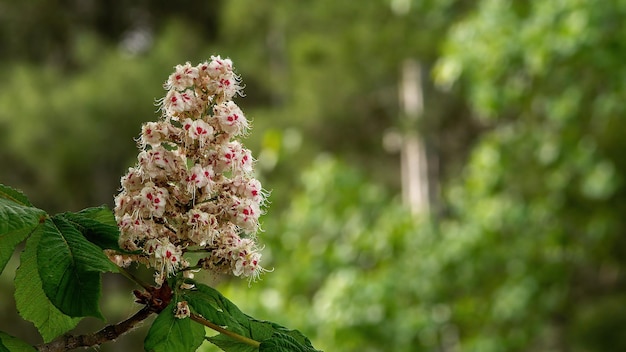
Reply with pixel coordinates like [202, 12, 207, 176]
[190, 312, 261, 348]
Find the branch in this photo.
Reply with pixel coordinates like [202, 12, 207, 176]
[36, 306, 153, 352]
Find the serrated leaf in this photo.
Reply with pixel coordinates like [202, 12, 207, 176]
[184, 282, 320, 351]
[144, 302, 205, 352]
[251, 321, 318, 350]
[15, 231, 81, 342]
[59, 206, 121, 251]
[206, 334, 257, 352]
[184, 284, 257, 352]
[0, 332, 37, 352]
[259, 332, 319, 352]
[183, 283, 251, 335]
[182, 286, 241, 331]
[0, 184, 46, 274]
[0, 184, 34, 207]
[75, 206, 117, 227]
[0, 227, 31, 277]
[37, 216, 117, 319]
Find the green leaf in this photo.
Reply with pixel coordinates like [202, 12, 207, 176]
[0, 184, 34, 207]
[205, 334, 257, 352]
[37, 216, 117, 319]
[182, 282, 255, 350]
[182, 285, 242, 331]
[0, 184, 46, 274]
[0, 332, 37, 352]
[58, 206, 121, 251]
[144, 302, 205, 352]
[184, 282, 319, 351]
[251, 321, 318, 351]
[259, 332, 319, 352]
[15, 231, 81, 342]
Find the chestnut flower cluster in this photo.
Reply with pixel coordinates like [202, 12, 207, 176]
[113, 57, 268, 286]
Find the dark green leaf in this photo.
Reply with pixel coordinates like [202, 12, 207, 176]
[0, 184, 34, 207]
[259, 332, 320, 352]
[182, 284, 243, 332]
[144, 301, 205, 352]
[0, 332, 37, 351]
[184, 282, 250, 335]
[184, 281, 319, 351]
[15, 231, 81, 342]
[59, 206, 121, 250]
[75, 206, 118, 227]
[0, 184, 46, 274]
[206, 334, 257, 352]
[252, 321, 318, 351]
[183, 283, 257, 351]
[37, 216, 117, 318]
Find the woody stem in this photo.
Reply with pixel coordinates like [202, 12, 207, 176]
[36, 306, 153, 352]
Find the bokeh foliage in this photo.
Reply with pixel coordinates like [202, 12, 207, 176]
[1, 0, 626, 351]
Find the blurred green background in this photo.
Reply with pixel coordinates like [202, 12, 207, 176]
[1, 1, 626, 351]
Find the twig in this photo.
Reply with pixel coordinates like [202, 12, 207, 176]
[117, 265, 152, 291]
[183, 247, 214, 253]
[36, 306, 153, 352]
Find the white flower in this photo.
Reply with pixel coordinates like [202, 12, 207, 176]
[120, 167, 143, 192]
[184, 164, 214, 201]
[115, 57, 267, 285]
[174, 301, 191, 319]
[230, 197, 261, 232]
[137, 146, 184, 181]
[207, 56, 234, 78]
[184, 118, 213, 147]
[164, 89, 196, 115]
[214, 101, 249, 136]
[166, 62, 198, 90]
[141, 121, 176, 147]
[244, 178, 266, 203]
[139, 183, 169, 218]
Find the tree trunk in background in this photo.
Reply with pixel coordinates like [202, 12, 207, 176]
[400, 59, 430, 215]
